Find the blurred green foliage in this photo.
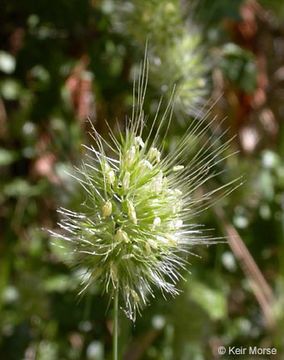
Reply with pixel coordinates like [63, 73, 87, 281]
[1, 0, 284, 359]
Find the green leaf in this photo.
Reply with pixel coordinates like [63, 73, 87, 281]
[189, 280, 227, 320]
[0, 148, 18, 166]
[44, 275, 72, 293]
[3, 178, 43, 197]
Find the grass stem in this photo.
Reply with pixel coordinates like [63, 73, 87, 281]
[113, 289, 119, 360]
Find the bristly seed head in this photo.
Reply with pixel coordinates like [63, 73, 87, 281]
[49, 63, 236, 321]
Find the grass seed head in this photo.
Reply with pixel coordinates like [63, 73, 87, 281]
[50, 63, 235, 321]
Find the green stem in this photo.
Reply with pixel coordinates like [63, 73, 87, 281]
[113, 289, 119, 360]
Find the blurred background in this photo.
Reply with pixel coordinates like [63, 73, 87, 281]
[1, 0, 284, 359]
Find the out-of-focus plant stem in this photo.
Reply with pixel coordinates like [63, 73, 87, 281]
[215, 206, 276, 329]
